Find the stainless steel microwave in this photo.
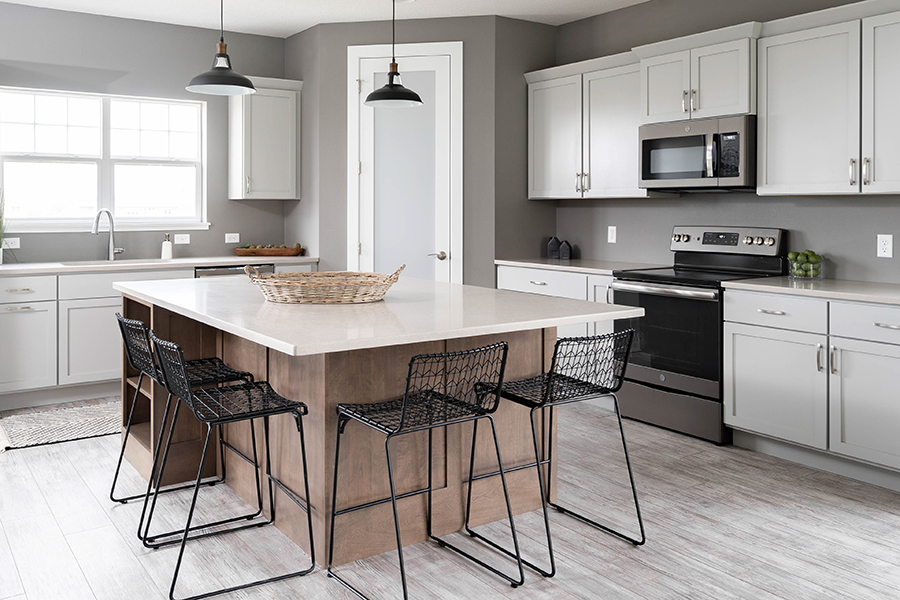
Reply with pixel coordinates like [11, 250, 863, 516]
[638, 115, 756, 191]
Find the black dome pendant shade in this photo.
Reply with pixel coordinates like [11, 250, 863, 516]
[364, 0, 423, 108]
[187, 0, 256, 96]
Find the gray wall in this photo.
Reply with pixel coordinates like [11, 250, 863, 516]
[0, 3, 287, 263]
[494, 18, 558, 263]
[554, 0, 900, 284]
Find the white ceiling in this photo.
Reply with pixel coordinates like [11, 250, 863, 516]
[1, 0, 653, 38]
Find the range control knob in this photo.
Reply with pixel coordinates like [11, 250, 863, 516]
[743, 236, 754, 245]
[764, 237, 776, 246]
[673, 234, 682, 242]
[682, 235, 691, 243]
[754, 236, 764, 245]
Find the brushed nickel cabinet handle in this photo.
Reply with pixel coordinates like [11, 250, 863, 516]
[863, 158, 871, 185]
[246, 175, 251, 194]
[530, 281, 548, 286]
[874, 322, 900, 330]
[850, 159, 857, 186]
[691, 89, 697, 112]
[757, 308, 786, 316]
[830, 345, 837, 374]
[5, 306, 33, 311]
[5, 288, 34, 293]
[816, 343, 824, 372]
[682, 90, 688, 113]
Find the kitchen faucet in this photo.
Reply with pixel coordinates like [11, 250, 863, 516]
[91, 209, 125, 260]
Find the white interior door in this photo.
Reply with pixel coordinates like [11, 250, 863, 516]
[348, 43, 463, 284]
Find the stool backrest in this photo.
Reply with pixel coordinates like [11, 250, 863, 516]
[399, 341, 509, 433]
[116, 313, 160, 382]
[546, 329, 634, 401]
[149, 331, 194, 407]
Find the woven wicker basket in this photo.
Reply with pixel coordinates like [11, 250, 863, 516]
[244, 264, 405, 304]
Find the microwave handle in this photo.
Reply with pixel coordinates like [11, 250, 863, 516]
[706, 135, 715, 178]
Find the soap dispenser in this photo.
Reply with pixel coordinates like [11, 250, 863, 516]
[161, 234, 173, 260]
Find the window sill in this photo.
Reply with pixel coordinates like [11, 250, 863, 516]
[7, 220, 212, 234]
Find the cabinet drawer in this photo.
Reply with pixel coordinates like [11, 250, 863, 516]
[59, 269, 194, 300]
[497, 266, 587, 300]
[0, 275, 57, 304]
[724, 290, 827, 333]
[831, 301, 900, 345]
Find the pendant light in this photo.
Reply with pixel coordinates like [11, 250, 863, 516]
[186, 0, 256, 96]
[364, 0, 423, 108]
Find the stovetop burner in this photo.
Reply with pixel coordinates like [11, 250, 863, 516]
[613, 267, 761, 288]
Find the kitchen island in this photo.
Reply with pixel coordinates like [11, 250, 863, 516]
[114, 275, 643, 566]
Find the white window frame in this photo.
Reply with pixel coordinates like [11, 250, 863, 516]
[0, 86, 209, 233]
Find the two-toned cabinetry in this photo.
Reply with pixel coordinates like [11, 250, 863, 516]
[724, 288, 900, 471]
[496, 264, 613, 338]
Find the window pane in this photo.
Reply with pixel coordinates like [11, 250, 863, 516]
[69, 126, 101, 156]
[0, 92, 34, 123]
[35, 95, 67, 125]
[35, 124, 67, 153]
[0, 123, 34, 152]
[169, 132, 197, 160]
[169, 104, 198, 132]
[114, 164, 197, 218]
[111, 129, 140, 157]
[140, 130, 168, 157]
[110, 100, 140, 129]
[140, 103, 168, 131]
[68, 98, 101, 127]
[2, 161, 98, 219]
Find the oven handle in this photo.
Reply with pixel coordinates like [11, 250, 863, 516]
[611, 280, 719, 301]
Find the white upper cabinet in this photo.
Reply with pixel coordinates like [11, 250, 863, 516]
[229, 78, 302, 200]
[862, 12, 900, 194]
[640, 51, 691, 124]
[690, 39, 755, 120]
[757, 22, 860, 195]
[583, 65, 647, 198]
[528, 75, 583, 199]
[640, 38, 756, 124]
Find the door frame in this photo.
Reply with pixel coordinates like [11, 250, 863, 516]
[347, 41, 463, 283]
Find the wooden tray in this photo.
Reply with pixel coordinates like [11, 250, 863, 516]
[234, 248, 303, 257]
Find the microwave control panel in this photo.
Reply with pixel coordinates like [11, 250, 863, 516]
[670, 226, 784, 256]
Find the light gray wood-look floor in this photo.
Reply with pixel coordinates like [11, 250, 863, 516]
[2, 401, 900, 599]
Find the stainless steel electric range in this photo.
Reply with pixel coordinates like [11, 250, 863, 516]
[611, 226, 788, 444]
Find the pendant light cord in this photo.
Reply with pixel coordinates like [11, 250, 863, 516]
[392, 0, 396, 63]
[220, 0, 225, 43]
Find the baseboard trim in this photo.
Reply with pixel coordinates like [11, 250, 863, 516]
[0, 381, 120, 411]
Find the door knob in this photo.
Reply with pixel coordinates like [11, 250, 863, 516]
[428, 251, 448, 260]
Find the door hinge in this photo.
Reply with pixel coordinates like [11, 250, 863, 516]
[357, 79, 362, 93]
[358, 161, 362, 175]
[358, 242, 362, 255]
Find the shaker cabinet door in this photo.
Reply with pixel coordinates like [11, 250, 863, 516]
[862, 12, 900, 194]
[640, 51, 691, 124]
[0, 301, 57, 394]
[690, 39, 754, 120]
[757, 21, 860, 195]
[528, 75, 583, 199]
[58, 298, 122, 385]
[723, 322, 828, 449]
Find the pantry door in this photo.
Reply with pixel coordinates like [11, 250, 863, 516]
[348, 42, 462, 284]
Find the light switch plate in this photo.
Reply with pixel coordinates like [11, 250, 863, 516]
[878, 234, 893, 258]
[608, 226, 617, 244]
[1, 237, 20, 249]
[174, 234, 190, 245]
[225, 233, 240, 244]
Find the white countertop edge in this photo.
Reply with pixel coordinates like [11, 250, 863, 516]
[495, 258, 664, 276]
[115, 282, 644, 357]
[723, 277, 900, 306]
[0, 255, 319, 276]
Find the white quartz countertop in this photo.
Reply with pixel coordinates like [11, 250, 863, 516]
[0, 255, 318, 276]
[723, 277, 900, 306]
[495, 258, 665, 276]
[114, 276, 644, 357]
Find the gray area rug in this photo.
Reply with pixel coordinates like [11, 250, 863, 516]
[0, 397, 120, 451]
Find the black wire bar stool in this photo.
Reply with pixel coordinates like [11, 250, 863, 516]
[468, 329, 644, 579]
[149, 332, 316, 600]
[110, 313, 253, 508]
[327, 342, 525, 599]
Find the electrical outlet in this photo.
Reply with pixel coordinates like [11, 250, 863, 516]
[608, 226, 617, 244]
[1, 237, 20, 249]
[173, 234, 190, 245]
[225, 233, 240, 244]
[878, 234, 893, 258]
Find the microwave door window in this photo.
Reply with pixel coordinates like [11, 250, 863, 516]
[643, 135, 707, 180]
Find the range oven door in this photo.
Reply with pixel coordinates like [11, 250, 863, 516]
[610, 280, 721, 400]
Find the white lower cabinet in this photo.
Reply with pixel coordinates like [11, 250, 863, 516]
[0, 301, 58, 394]
[589, 274, 614, 335]
[58, 298, 122, 385]
[497, 265, 590, 338]
[723, 322, 828, 449]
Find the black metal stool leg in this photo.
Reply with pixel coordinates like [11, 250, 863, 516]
[525, 405, 556, 577]
[385, 433, 410, 600]
[435, 417, 525, 588]
[110, 372, 144, 504]
[547, 395, 645, 546]
[141, 398, 182, 546]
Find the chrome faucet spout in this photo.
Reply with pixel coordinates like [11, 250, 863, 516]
[91, 209, 121, 261]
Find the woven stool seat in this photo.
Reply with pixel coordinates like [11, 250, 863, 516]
[187, 381, 307, 424]
[497, 373, 613, 408]
[338, 390, 489, 435]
